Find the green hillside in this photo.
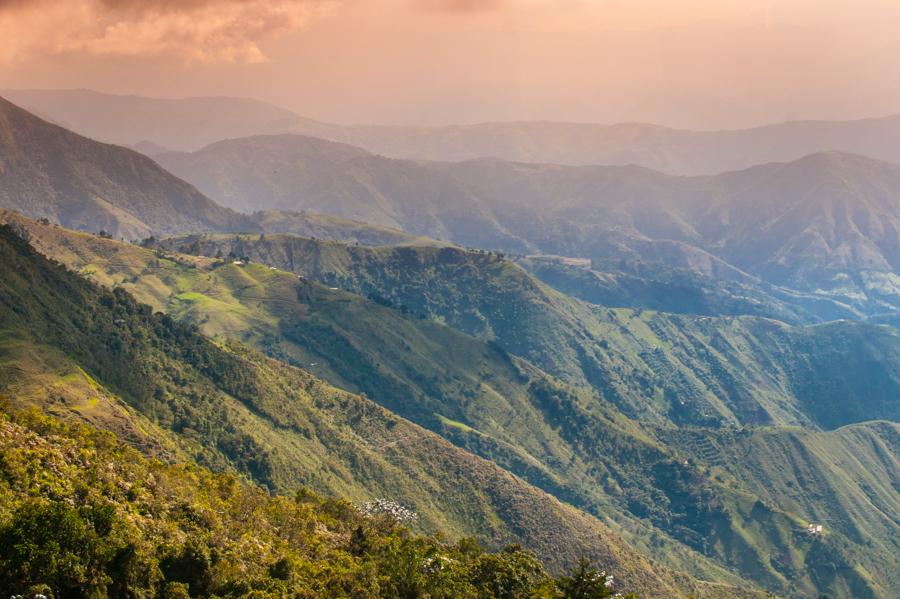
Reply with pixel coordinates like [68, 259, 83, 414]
[660, 422, 900, 597]
[160, 233, 900, 430]
[1, 213, 762, 588]
[10, 215, 900, 597]
[0, 222, 757, 597]
[514, 255, 858, 324]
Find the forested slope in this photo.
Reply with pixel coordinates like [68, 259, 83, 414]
[0, 223, 730, 596]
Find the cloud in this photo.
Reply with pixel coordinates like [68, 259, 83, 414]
[417, 0, 506, 13]
[0, 0, 338, 64]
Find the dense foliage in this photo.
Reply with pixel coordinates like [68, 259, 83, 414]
[0, 407, 639, 599]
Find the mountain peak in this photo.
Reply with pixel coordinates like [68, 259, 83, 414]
[0, 96, 252, 238]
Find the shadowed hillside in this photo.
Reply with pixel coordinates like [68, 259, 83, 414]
[0, 97, 453, 249]
[0, 97, 256, 239]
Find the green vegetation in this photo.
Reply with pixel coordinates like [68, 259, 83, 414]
[0, 217, 800, 589]
[660, 422, 900, 596]
[0, 223, 747, 597]
[7, 217, 894, 597]
[0, 406, 645, 599]
[3, 93, 900, 599]
[160, 234, 900, 430]
[514, 255, 857, 324]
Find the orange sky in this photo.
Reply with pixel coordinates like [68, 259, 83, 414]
[2, 0, 900, 128]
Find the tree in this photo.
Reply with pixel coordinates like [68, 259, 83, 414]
[159, 541, 213, 597]
[350, 526, 370, 557]
[0, 501, 118, 598]
[470, 546, 549, 599]
[556, 558, 635, 599]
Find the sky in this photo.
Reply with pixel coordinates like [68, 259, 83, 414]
[1, 0, 900, 129]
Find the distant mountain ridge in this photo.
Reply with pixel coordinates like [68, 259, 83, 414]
[0, 96, 449, 244]
[330, 116, 900, 176]
[1, 88, 333, 153]
[153, 131, 900, 314]
[9, 88, 900, 175]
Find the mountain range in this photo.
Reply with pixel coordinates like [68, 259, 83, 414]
[151, 133, 900, 315]
[7, 90, 900, 319]
[0, 96, 252, 238]
[1, 92, 899, 598]
[0, 96, 452, 246]
[10, 88, 900, 175]
[7, 212, 900, 598]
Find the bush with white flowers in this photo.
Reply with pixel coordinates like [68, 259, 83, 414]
[359, 498, 418, 523]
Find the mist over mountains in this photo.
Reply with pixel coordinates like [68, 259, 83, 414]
[10, 88, 900, 175]
[0, 97, 442, 245]
[1, 89, 325, 153]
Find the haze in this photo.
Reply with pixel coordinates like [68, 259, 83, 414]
[2, 0, 900, 128]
